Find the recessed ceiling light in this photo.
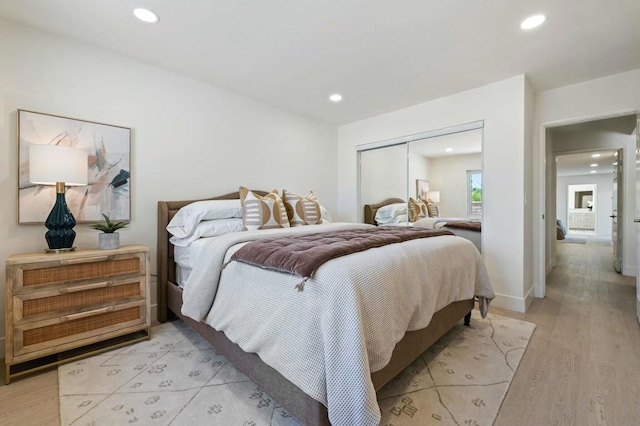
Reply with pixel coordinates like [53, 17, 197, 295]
[329, 94, 343, 103]
[445, 148, 453, 152]
[133, 8, 159, 23]
[590, 163, 598, 167]
[613, 162, 618, 165]
[590, 170, 597, 173]
[591, 153, 601, 158]
[520, 14, 546, 30]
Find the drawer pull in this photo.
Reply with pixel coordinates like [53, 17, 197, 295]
[61, 256, 111, 265]
[63, 306, 114, 321]
[59, 281, 111, 293]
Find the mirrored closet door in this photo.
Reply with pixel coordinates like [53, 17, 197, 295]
[358, 122, 483, 227]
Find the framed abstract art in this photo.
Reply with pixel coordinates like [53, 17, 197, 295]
[18, 109, 131, 223]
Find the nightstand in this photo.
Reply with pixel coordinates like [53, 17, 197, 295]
[5, 245, 150, 384]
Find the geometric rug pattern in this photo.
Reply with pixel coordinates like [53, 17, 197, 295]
[59, 312, 535, 425]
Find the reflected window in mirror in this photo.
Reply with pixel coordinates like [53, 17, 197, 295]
[467, 170, 482, 217]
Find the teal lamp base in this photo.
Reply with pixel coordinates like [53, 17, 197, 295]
[44, 184, 77, 251]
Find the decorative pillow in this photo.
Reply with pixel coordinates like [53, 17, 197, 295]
[170, 218, 244, 247]
[374, 202, 407, 222]
[240, 187, 290, 230]
[282, 190, 322, 226]
[167, 199, 242, 238]
[376, 213, 409, 225]
[408, 198, 427, 222]
[320, 205, 332, 224]
[426, 200, 439, 218]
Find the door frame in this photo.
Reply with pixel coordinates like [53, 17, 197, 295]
[536, 108, 638, 298]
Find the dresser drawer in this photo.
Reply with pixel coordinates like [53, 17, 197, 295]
[12, 300, 146, 360]
[13, 276, 146, 324]
[13, 252, 146, 293]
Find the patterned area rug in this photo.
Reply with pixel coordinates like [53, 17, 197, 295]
[59, 312, 535, 425]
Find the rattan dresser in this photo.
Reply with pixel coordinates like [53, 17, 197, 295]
[5, 245, 150, 384]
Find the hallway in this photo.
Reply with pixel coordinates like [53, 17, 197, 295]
[494, 239, 640, 425]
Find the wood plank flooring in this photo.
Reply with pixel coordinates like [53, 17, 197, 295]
[1, 238, 638, 425]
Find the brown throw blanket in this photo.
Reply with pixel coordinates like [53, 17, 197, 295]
[442, 220, 481, 231]
[229, 227, 453, 290]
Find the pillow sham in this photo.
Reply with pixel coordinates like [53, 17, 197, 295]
[170, 218, 244, 247]
[408, 198, 427, 222]
[167, 199, 242, 238]
[374, 202, 407, 222]
[320, 205, 332, 224]
[426, 200, 439, 218]
[240, 187, 290, 230]
[376, 213, 409, 225]
[282, 189, 322, 226]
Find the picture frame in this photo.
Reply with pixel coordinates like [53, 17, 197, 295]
[18, 109, 132, 223]
[416, 179, 429, 201]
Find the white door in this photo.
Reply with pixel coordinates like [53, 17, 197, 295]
[635, 115, 640, 324]
[612, 150, 622, 272]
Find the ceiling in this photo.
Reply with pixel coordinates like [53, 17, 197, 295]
[0, 0, 638, 124]
[411, 129, 482, 158]
[556, 151, 617, 177]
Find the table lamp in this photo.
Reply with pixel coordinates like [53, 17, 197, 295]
[29, 144, 88, 252]
[429, 191, 440, 203]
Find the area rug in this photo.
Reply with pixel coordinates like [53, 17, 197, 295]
[59, 312, 535, 425]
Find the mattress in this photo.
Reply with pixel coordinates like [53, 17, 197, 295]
[173, 238, 212, 287]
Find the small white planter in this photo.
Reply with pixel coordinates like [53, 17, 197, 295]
[99, 233, 120, 250]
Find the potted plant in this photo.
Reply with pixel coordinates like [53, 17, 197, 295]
[90, 213, 128, 249]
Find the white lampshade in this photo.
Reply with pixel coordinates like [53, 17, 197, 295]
[29, 145, 88, 186]
[429, 191, 440, 203]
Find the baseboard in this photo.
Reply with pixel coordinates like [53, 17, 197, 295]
[524, 285, 535, 310]
[491, 292, 527, 313]
[622, 265, 636, 278]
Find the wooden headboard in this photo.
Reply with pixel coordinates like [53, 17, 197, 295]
[363, 198, 405, 225]
[156, 190, 269, 322]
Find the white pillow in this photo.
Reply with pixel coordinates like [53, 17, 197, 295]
[320, 205, 332, 223]
[376, 213, 409, 224]
[170, 218, 244, 247]
[374, 202, 407, 221]
[167, 199, 242, 238]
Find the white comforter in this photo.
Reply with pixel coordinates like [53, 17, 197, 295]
[182, 223, 494, 426]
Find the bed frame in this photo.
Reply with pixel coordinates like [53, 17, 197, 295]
[363, 197, 405, 225]
[158, 191, 473, 425]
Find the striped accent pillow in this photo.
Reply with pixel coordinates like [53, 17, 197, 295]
[239, 187, 291, 231]
[282, 190, 322, 226]
[426, 200, 439, 218]
[408, 197, 427, 222]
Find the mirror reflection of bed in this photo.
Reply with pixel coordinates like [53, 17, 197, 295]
[359, 124, 483, 251]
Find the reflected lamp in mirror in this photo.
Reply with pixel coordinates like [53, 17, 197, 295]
[29, 145, 88, 252]
[429, 191, 440, 203]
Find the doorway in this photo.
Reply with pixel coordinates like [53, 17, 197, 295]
[537, 114, 638, 297]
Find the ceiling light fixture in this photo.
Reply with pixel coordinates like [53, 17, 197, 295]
[445, 148, 453, 152]
[520, 14, 546, 30]
[591, 153, 601, 158]
[133, 8, 159, 23]
[329, 94, 343, 103]
[590, 163, 598, 167]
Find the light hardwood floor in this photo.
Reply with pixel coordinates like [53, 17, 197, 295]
[1, 238, 638, 425]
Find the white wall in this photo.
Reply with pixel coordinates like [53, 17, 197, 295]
[338, 75, 529, 312]
[556, 174, 614, 238]
[428, 153, 481, 217]
[409, 151, 430, 200]
[360, 144, 408, 211]
[0, 19, 337, 354]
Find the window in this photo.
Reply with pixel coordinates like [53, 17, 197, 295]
[467, 170, 482, 216]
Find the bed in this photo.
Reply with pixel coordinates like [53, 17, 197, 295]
[158, 191, 493, 425]
[364, 198, 482, 251]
